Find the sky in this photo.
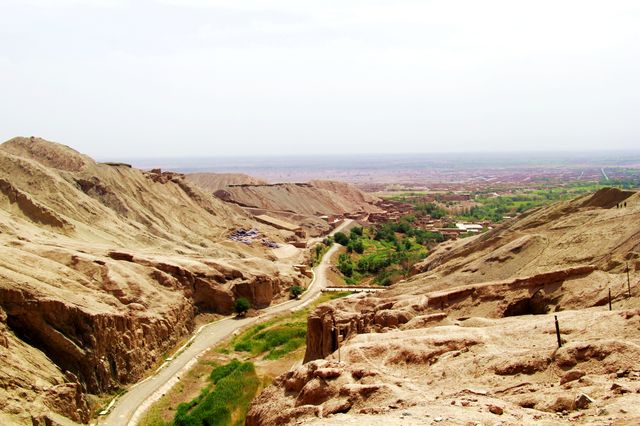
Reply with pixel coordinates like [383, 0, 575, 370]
[1, 0, 639, 159]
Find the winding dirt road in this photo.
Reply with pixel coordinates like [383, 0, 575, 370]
[99, 220, 352, 426]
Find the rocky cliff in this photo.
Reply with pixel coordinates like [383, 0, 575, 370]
[0, 137, 307, 424]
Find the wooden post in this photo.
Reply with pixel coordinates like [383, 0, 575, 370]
[627, 262, 631, 298]
[337, 326, 341, 363]
[609, 288, 612, 311]
[554, 315, 562, 348]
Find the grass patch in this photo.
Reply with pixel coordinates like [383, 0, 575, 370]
[232, 322, 306, 360]
[174, 360, 259, 426]
[222, 291, 350, 360]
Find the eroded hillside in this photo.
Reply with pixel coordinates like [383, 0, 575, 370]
[213, 181, 379, 216]
[204, 179, 382, 237]
[248, 188, 640, 425]
[0, 137, 309, 425]
[186, 173, 268, 191]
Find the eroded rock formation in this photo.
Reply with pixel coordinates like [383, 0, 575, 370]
[0, 136, 311, 424]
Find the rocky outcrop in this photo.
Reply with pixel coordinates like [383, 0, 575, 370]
[107, 251, 293, 314]
[0, 178, 72, 229]
[43, 382, 90, 423]
[232, 276, 281, 309]
[425, 265, 595, 312]
[246, 359, 392, 426]
[304, 266, 596, 363]
[0, 305, 90, 425]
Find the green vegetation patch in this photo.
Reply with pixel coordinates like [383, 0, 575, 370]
[232, 322, 306, 360]
[173, 360, 259, 426]
[222, 291, 351, 359]
[335, 222, 429, 286]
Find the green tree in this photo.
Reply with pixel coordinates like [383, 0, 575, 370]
[337, 253, 354, 277]
[350, 227, 363, 239]
[290, 285, 304, 298]
[234, 298, 251, 315]
[333, 232, 350, 246]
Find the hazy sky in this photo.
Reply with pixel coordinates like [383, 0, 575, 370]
[1, 1, 639, 158]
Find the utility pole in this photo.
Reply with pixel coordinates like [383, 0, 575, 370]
[555, 315, 562, 348]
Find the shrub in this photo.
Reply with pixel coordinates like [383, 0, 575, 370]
[337, 253, 354, 277]
[350, 227, 363, 238]
[333, 232, 349, 246]
[234, 298, 251, 315]
[233, 341, 252, 352]
[290, 285, 304, 298]
[347, 239, 364, 254]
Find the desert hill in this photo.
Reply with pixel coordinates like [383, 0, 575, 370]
[212, 181, 380, 216]
[186, 172, 268, 191]
[211, 180, 381, 237]
[248, 188, 640, 425]
[0, 137, 309, 425]
[186, 172, 382, 237]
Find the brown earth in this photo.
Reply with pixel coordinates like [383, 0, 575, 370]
[0, 137, 308, 425]
[248, 188, 640, 425]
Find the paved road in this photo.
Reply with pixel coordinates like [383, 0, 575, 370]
[323, 287, 383, 293]
[99, 221, 351, 426]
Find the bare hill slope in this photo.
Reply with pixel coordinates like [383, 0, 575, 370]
[213, 181, 381, 216]
[0, 137, 308, 424]
[249, 188, 640, 425]
[190, 177, 382, 237]
[186, 172, 268, 191]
